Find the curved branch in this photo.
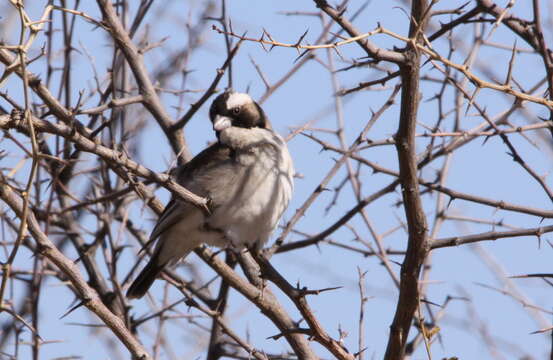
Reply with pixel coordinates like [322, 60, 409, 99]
[195, 248, 318, 359]
[0, 114, 210, 213]
[0, 184, 152, 360]
[313, 0, 406, 64]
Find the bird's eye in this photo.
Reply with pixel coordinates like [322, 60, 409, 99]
[232, 107, 241, 115]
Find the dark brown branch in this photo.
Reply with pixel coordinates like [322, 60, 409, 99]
[195, 248, 318, 359]
[313, 0, 406, 64]
[431, 225, 553, 249]
[384, 1, 430, 359]
[427, 5, 484, 42]
[251, 252, 354, 360]
[531, 0, 553, 135]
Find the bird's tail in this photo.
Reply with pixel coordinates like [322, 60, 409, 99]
[126, 257, 163, 299]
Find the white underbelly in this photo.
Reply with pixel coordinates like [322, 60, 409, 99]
[207, 161, 293, 248]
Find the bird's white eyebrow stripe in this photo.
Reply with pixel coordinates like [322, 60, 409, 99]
[226, 93, 252, 109]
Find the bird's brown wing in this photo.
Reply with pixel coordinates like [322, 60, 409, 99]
[143, 143, 233, 248]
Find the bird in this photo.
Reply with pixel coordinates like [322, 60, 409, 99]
[126, 90, 294, 299]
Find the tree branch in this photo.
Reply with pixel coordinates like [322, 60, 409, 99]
[384, 1, 430, 358]
[0, 183, 151, 360]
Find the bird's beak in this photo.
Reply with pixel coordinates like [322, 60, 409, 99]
[213, 115, 232, 131]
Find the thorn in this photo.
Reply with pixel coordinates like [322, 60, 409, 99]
[293, 28, 309, 48]
[482, 135, 491, 145]
[446, 196, 455, 208]
[293, 49, 311, 63]
[60, 299, 88, 319]
[420, 297, 442, 308]
[259, 31, 268, 52]
[337, 5, 347, 17]
[264, 29, 276, 43]
[228, 18, 234, 34]
[332, 46, 345, 61]
[465, 87, 480, 115]
[504, 39, 517, 85]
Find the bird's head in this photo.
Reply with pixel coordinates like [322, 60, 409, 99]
[209, 90, 268, 133]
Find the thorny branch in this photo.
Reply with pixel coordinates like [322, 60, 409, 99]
[1, 1, 553, 359]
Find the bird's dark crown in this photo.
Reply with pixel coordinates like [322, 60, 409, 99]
[209, 90, 268, 130]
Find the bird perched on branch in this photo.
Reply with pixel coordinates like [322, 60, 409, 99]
[127, 90, 294, 299]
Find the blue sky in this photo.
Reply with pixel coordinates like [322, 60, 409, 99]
[1, 1, 552, 359]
